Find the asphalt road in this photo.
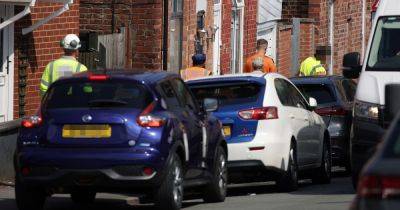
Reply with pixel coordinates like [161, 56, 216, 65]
[0, 172, 355, 210]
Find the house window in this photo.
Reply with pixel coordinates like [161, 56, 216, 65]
[231, 0, 244, 74]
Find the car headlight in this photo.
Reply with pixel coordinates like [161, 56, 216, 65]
[354, 100, 380, 120]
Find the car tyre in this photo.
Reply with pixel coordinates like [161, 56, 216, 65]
[276, 144, 298, 192]
[15, 177, 46, 210]
[71, 191, 96, 204]
[203, 146, 227, 203]
[312, 141, 332, 184]
[155, 153, 183, 210]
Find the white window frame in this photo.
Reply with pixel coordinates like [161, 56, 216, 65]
[230, 0, 244, 74]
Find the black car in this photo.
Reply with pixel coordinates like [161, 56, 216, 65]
[291, 76, 357, 172]
[351, 112, 400, 210]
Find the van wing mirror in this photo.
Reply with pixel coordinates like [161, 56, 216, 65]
[385, 84, 400, 121]
[343, 52, 362, 79]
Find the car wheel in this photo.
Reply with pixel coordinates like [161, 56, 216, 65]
[155, 153, 183, 210]
[312, 141, 332, 184]
[15, 177, 46, 210]
[276, 144, 298, 192]
[203, 146, 227, 203]
[71, 191, 96, 204]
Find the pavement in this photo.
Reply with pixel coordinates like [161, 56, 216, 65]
[0, 172, 354, 210]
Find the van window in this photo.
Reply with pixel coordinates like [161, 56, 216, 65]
[367, 17, 400, 71]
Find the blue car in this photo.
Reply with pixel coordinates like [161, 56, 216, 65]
[15, 71, 228, 210]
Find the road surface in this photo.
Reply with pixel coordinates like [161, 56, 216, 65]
[0, 173, 354, 210]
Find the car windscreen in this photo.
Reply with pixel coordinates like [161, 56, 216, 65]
[295, 84, 336, 106]
[44, 81, 153, 109]
[367, 16, 400, 71]
[190, 83, 261, 107]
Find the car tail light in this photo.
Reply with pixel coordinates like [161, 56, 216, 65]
[137, 102, 166, 128]
[238, 107, 278, 120]
[21, 115, 42, 128]
[315, 106, 346, 116]
[89, 74, 109, 81]
[358, 175, 400, 199]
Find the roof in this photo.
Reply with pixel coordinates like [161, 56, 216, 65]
[54, 70, 178, 86]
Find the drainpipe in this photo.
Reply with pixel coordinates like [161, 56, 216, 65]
[162, 0, 169, 71]
[361, 0, 366, 60]
[329, 0, 334, 75]
[111, 0, 116, 33]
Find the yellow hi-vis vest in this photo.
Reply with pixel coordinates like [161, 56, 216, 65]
[299, 57, 327, 76]
[180, 66, 211, 81]
[40, 56, 88, 95]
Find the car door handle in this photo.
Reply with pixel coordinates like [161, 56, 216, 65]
[289, 114, 295, 119]
[304, 117, 309, 121]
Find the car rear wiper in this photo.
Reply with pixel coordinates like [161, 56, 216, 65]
[88, 99, 128, 107]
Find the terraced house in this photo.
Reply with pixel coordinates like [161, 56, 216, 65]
[0, 0, 374, 123]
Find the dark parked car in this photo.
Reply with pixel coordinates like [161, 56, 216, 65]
[291, 76, 357, 171]
[15, 71, 228, 210]
[351, 113, 400, 210]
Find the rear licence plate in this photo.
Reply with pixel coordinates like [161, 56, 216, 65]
[223, 126, 231, 137]
[62, 125, 112, 138]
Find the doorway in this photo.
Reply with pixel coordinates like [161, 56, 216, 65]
[0, 4, 15, 123]
[213, 0, 222, 75]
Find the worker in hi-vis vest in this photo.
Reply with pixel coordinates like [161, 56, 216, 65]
[180, 54, 211, 81]
[299, 52, 327, 76]
[40, 34, 88, 96]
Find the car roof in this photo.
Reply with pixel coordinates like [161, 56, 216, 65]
[186, 72, 289, 86]
[290, 75, 345, 85]
[53, 70, 178, 86]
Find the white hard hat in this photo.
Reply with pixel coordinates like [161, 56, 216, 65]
[61, 34, 81, 50]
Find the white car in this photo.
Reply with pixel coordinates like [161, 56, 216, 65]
[188, 72, 331, 191]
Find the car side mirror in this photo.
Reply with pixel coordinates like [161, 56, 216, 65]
[203, 98, 218, 112]
[343, 52, 362, 79]
[385, 84, 400, 121]
[309, 97, 318, 110]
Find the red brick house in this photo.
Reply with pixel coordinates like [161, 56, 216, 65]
[0, 0, 80, 122]
[270, 0, 375, 77]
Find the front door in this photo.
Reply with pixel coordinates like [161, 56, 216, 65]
[0, 4, 14, 123]
[213, 0, 222, 75]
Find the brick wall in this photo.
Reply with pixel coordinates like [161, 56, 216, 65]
[243, 0, 258, 59]
[14, 1, 80, 118]
[220, 0, 232, 75]
[277, 25, 292, 77]
[80, 0, 163, 70]
[220, 0, 258, 74]
[282, 0, 309, 21]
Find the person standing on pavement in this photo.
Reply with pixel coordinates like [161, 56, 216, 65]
[180, 54, 211, 81]
[299, 53, 327, 76]
[244, 39, 277, 73]
[40, 34, 88, 96]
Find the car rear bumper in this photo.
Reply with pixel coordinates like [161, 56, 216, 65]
[227, 133, 289, 172]
[351, 197, 400, 210]
[15, 147, 168, 191]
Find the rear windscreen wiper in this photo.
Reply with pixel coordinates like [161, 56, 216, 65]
[88, 99, 128, 107]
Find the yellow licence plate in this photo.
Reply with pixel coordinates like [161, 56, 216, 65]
[62, 125, 112, 138]
[223, 126, 231, 137]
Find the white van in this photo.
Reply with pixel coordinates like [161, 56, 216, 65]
[342, 0, 400, 187]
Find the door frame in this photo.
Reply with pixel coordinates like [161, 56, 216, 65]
[0, 4, 15, 122]
[213, 0, 222, 76]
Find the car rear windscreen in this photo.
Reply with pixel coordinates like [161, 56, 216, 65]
[296, 84, 335, 105]
[190, 83, 261, 107]
[44, 81, 153, 109]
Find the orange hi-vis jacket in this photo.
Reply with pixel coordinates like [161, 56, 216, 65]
[244, 53, 277, 73]
[180, 66, 211, 81]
